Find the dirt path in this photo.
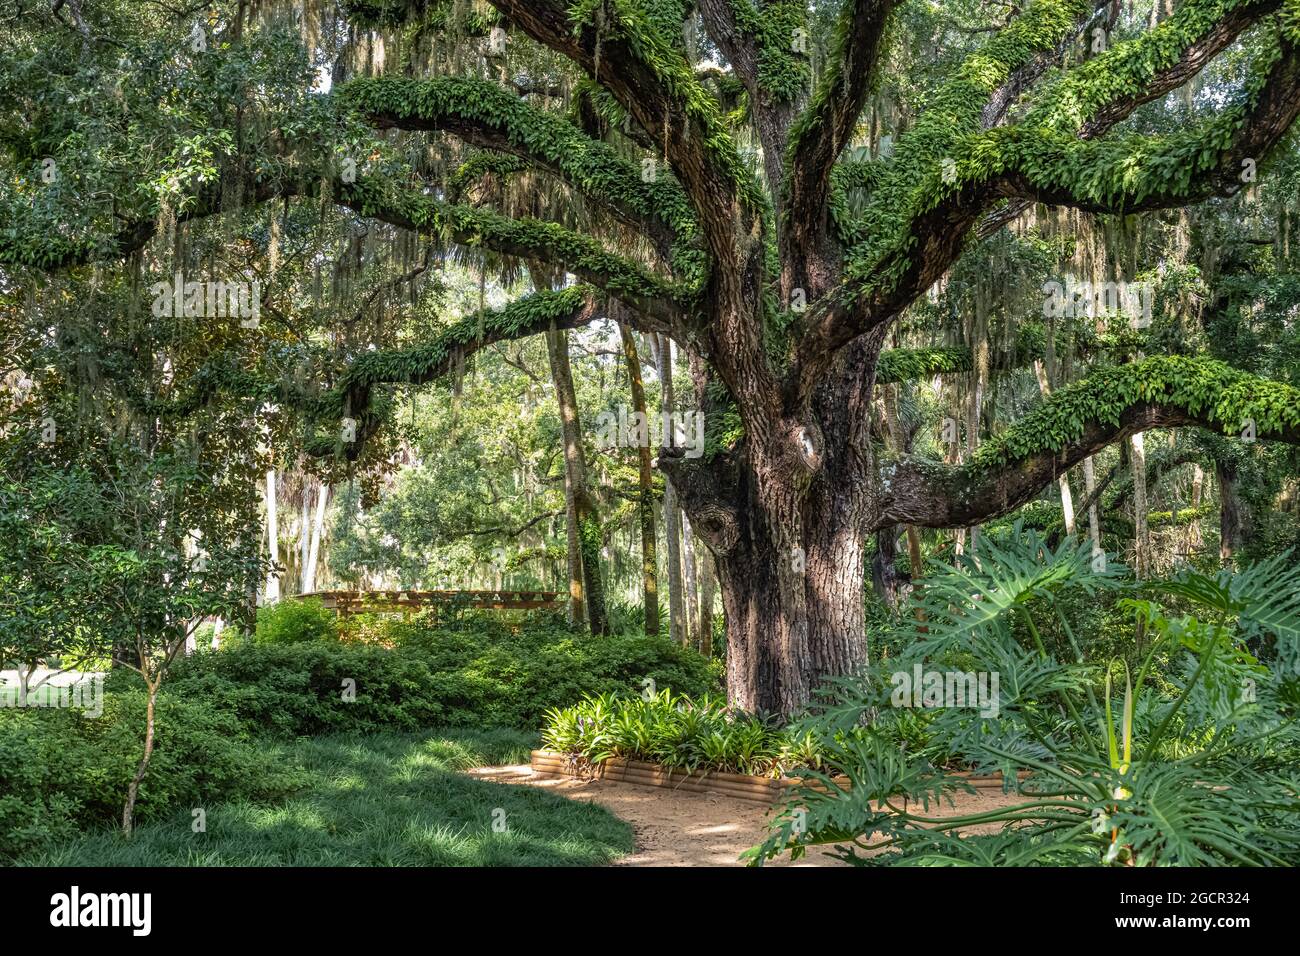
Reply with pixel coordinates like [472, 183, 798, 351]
[468, 765, 1025, 867]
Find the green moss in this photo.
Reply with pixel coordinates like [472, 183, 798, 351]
[342, 0, 501, 32]
[968, 355, 1300, 474]
[876, 346, 973, 385]
[340, 75, 707, 286]
[447, 152, 529, 199]
[840, 0, 1095, 299]
[725, 0, 810, 102]
[1026, 0, 1279, 132]
[839, 0, 1292, 312]
[828, 158, 887, 242]
[339, 174, 682, 307]
[566, 0, 767, 213]
[335, 285, 600, 399]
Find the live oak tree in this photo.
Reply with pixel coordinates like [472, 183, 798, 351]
[6, 0, 1300, 715]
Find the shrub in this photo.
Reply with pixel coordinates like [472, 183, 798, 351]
[253, 597, 339, 645]
[166, 642, 449, 735]
[0, 676, 303, 859]
[168, 621, 722, 735]
[0, 621, 719, 857]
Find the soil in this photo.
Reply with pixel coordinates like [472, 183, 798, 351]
[467, 764, 1026, 867]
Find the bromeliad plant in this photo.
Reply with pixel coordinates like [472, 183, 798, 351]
[541, 689, 819, 779]
[747, 529, 1300, 866]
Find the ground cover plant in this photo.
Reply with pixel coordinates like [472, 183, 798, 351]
[1, 617, 714, 859]
[542, 689, 819, 778]
[16, 730, 634, 867]
[177, 612, 722, 733]
[0, 680, 304, 859]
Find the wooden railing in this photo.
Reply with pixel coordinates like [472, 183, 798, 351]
[299, 589, 562, 617]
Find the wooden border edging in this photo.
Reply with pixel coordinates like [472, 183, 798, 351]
[529, 751, 1027, 805]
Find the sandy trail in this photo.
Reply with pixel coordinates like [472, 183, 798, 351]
[468, 764, 1026, 867]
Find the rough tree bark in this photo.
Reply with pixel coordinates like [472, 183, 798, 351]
[1217, 458, 1251, 562]
[697, 545, 717, 657]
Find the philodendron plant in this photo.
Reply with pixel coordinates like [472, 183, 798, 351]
[747, 529, 1300, 866]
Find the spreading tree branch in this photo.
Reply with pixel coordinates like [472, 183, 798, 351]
[340, 75, 701, 274]
[994, 30, 1300, 214]
[485, 0, 763, 266]
[793, 0, 1297, 403]
[311, 285, 613, 458]
[697, 0, 809, 217]
[876, 357, 1300, 530]
[782, 0, 896, 283]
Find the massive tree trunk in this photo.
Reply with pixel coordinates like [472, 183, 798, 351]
[705, 450, 873, 715]
[671, 336, 878, 715]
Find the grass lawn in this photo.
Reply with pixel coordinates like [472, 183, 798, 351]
[17, 729, 634, 866]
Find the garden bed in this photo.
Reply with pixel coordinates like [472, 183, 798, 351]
[530, 750, 1024, 805]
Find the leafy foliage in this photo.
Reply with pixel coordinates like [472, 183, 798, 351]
[0, 678, 303, 859]
[171, 617, 721, 734]
[13, 729, 635, 867]
[750, 530, 1300, 866]
[542, 688, 817, 777]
